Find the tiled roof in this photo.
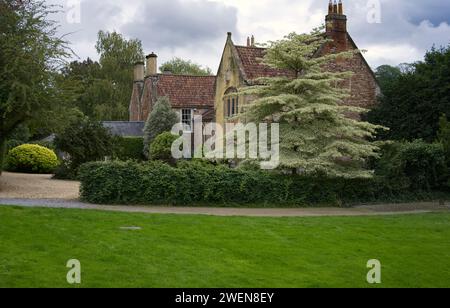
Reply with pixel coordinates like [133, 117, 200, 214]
[234, 46, 296, 81]
[102, 121, 145, 137]
[156, 74, 216, 109]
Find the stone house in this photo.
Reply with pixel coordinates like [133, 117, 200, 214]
[129, 0, 379, 131]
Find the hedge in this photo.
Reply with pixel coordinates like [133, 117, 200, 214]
[6, 144, 59, 174]
[115, 137, 144, 161]
[78, 160, 438, 206]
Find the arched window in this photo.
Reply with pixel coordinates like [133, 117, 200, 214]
[224, 87, 239, 118]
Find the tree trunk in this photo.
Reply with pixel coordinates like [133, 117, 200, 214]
[0, 137, 6, 175]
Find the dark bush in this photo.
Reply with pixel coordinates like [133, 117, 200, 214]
[375, 140, 448, 190]
[54, 117, 116, 175]
[115, 137, 144, 161]
[78, 160, 436, 206]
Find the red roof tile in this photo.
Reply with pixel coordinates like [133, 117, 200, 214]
[235, 46, 296, 81]
[156, 74, 216, 108]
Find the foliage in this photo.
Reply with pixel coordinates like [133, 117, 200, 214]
[6, 144, 59, 174]
[438, 115, 450, 155]
[149, 133, 179, 164]
[52, 159, 78, 180]
[57, 32, 145, 121]
[0, 0, 70, 172]
[93, 31, 144, 120]
[115, 137, 145, 161]
[78, 160, 440, 206]
[374, 65, 402, 93]
[54, 117, 116, 173]
[368, 46, 450, 141]
[237, 30, 384, 177]
[374, 140, 448, 191]
[143, 97, 179, 158]
[159, 57, 213, 76]
[437, 115, 450, 188]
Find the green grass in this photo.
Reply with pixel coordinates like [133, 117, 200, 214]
[0, 206, 449, 288]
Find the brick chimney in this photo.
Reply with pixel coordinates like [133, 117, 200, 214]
[133, 61, 145, 81]
[326, 0, 347, 52]
[146, 53, 158, 76]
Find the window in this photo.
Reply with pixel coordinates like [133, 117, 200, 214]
[182, 109, 193, 131]
[224, 87, 239, 118]
[232, 98, 235, 116]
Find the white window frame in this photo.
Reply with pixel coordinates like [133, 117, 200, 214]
[181, 108, 194, 132]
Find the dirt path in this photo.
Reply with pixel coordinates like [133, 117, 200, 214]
[0, 172, 449, 217]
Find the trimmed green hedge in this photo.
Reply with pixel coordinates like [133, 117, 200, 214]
[115, 137, 144, 161]
[6, 144, 59, 174]
[78, 160, 437, 206]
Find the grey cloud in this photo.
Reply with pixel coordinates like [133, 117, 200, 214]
[121, 0, 238, 51]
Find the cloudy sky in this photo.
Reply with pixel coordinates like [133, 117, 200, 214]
[48, 0, 450, 72]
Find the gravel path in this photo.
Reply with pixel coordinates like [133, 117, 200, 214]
[0, 198, 448, 217]
[0, 172, 79, 200]
[1, 172, 449, 217]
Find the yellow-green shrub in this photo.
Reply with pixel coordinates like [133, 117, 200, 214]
[6, 144, 59, 174]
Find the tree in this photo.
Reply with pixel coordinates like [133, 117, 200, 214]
[143, 97, 179, 158]
[238, 30, 384, 177]
[438, 115, 450, 157]
[374, 65, 402, 92]
[94, 31, 144, 120]
[54, 117, 116, 174]
[160, 57, 213, 76]
[368, 46, 450, 142]
[0, 0, 70, 172]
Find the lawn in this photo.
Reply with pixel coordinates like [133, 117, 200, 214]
[0, 205, 449, 288]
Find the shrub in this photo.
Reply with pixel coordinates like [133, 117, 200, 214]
[54, 117, 116, 176]
[143, 97, 179, 158]
[115, 137, 144, 161]
[375, 140, 448, 190]
[150, 132, 179, 163]
[6, 144, 59, 174]
[79, 160, 437, 206]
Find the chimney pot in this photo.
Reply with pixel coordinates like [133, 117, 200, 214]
[247, 37, 251, 47]
[338, 0, 343, 15]
[251, 35, 255, 47]
[146, 53, 158, 76]
[133, 61, 145, 81]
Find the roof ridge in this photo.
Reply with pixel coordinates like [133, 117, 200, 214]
[235, 45, 267, 50]
[158, 74, 217, 78]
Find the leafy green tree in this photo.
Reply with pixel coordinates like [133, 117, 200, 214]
[54, 117, 116, 175]
[368, 46, 450, 141]
[438, 114, 450, 169]
[59, 58, 102, 117]
[238, 30, 384, 177]
[160, 57, 213, 76]
[94, 31, 144, 120]
[374, 65, 402, 92]
[0, 0, 70, 172]
[143, 97, 179, 158]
